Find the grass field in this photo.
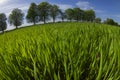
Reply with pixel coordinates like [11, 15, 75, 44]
[0, 22, 120, 80]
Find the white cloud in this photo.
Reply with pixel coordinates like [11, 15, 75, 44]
[0, 3, 29, 16]
[57, 4, 73, 10]
[0, 0, 7, 4]
[50, 2, 73, 10]
[76, 1, 105, 14]
[0, 1, 30, 30]
[76, 1, 94, 10]
[19, 5, 29, 11]
[94, 10, 105, 13]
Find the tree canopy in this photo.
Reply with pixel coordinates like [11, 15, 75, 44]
[9, 8, 24, 29]
[26, 3, 39, 25]
[104, 18, 118, 26]
[0, 1, 119, 32]
[50, 4, 60, 23]
[65, 8, 74, 22]
[73, 8, 83, 21]
[38, 2, 51, 24]
[59, 10, 66, 22]
[0, 13, 7, 33]
[83, 10, 95, 22]
[95, 18, 101, 23]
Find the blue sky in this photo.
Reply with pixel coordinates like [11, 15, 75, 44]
[0, 0, 120, 29]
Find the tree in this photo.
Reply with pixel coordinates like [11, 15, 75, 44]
[9, 8, 24, 29]
[0, 13, 7, 33]
[83, 10, 95, 22]
[95, 18, 101, 23]
[59, 10, 66, 22]
[104, 18, 118, 26]
[114, 22, 119, 26]
[65, 8, 74, 22]
[73, 8, 82, 21]
[26, 3, 39, 25]
[50, 4, 60, 23]
[38, 2, 51, 24]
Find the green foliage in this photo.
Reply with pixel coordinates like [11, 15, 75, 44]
[0, 13, 7, 33]
[0, 22, 120, 80]
[104, 18, 118, 26]
[65, 8, 96, 22]
[59, 10, 66, 22]
[83, 10, 96, 22]
[8, 8, 24, 29]
[26, 3, 39, 25]
[95, 17, 101, 23]
[1, 1, 99, 26]
[73, 8, 83, 21]
[65, 8, 74, 21]
[50, 4, 60, 23]
[38, 2, 51, 24]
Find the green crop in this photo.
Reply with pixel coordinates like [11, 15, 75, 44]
[0, 22, 120, 80]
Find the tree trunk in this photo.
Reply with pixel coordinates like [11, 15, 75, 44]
[16, 25, 18, 29]
[62, 19, 64, 22]
[44, 16, 46, 24]
[33, 21, 36, 25]
[15, 21, 18, 29]
[53, 18, 55, 23]
[33, 18, 36, 25]
[2, 30, 4, 33]
[77, 16, 79, 22]
[62, 17, 64, 22]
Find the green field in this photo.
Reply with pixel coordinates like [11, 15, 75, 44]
[0, 22, 120, 80]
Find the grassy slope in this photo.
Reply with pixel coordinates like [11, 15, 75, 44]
[0, 22, 120, 80]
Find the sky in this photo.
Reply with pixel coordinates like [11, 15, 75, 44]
[0, 0, 120, 30]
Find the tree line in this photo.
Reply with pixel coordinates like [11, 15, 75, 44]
[0, 2, 119, 33]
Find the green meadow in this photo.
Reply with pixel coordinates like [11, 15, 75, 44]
[0, 22, 120, 80]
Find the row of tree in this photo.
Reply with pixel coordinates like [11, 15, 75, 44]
[103, 18, 119, 26]
[94, 17, 119, 26]
[26, 2, 96, 24]
[0, 2, 96, 33]
[0, 9, 24, 32]
[0, 2, 119, 33]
